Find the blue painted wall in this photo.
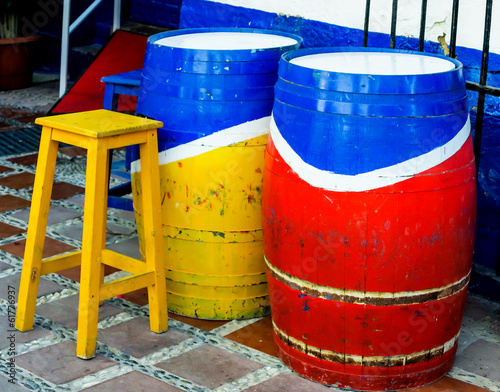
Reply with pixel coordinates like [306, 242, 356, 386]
[180, 0, 500, 270]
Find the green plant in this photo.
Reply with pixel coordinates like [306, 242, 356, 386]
[0, 1, 22, 39]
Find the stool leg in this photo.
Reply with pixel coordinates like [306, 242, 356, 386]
[76, 141, 109, 359]
[16, 127, 59, 332]
[103, 84, 118, 111]
[140, 131, 168, 333]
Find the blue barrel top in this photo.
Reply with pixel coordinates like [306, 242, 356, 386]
[273, 47, 469, 176]
[136, 28, 302, 151]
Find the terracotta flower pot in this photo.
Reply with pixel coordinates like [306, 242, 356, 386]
[0, 35, 40, 90]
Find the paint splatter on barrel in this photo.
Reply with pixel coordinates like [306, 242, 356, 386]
[132, 28, 301, 320]
[263, 47, 476, 390]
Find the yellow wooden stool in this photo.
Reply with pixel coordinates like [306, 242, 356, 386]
[15, 109, 168, 359]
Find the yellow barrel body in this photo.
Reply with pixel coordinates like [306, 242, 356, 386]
[131, 28, 301, 319]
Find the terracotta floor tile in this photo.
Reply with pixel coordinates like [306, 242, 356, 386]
[107, 237, 142, 260]
[56, 220, 135, 242]
[64, 194, 85, 207]
[119, 287, 149, 306]
[226, 316, 278, 357]
[56, 266, 81, 283]
[412, 375, 492, 392]
[81, 371, 183, 392]
[168, 312, 228, 332]
[0, 123, 22, 132]
[48, 182, 85, 200]
[0, 165, 14, 173]
[0, 261, 13, 271]
[15, 341, 116, 385]
[98, 317, 190, 358]
[59, 146, 87, 157]
[7, 153, 39, 166]
[0, 172, 35, 189]
[11, 204, 81, 225]
[0, 195, 30, 212]
[242, 372, 332, 391]
[56, 265, 118, 284]
[112, 209, 136, 222]
[0, 315, 52, 350]
[16, 115, 40, 124]
[0, 273, 64, 301]
[0, 221, 25, 239]
[464, 294, 500, 321]
[454, 339, 500, 382]
[0, 376, 31, 391]
[0, 237, 76, 259]
[156, 344, 264, 389]
[36, 295, 123, 330]
[0, 107, 39, 119]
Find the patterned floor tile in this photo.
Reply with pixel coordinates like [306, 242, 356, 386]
[65, 194, 85, 207]
[0, 172, 35, 190]
[47, 182, 85, 200]
[242, 372, 332, 391]
[0, 260, 13, 271]
[0, 195, 30, 213]
[0, 376, 31, 391]
[107, 237, 142, 260]
[118, 287, 149, 306]
[0, 165, 14, 173]
[7, 154, 40, 166]
[0, 123, 23, 132]
[0, 237, 76, 259]
[0, 273, 65, 301]
[454, 339, 500, 382]
[0, 315, 52, 350]
[55, 221, 135, 242]
[10, 204, 82, 226]
[36, 295, 123, 330]
[97, 317, 190, 358]
[80, 371, 184, 392]
[168, 312, 228, 332]
[0, 221, 25, 239]
[226, 316, 278, 357]
[59, 146, 87, 157]
[111, 210, 136, 223]
[156, 344, 264, 389]
[15, 341, 116, 385]
[414, 375, 493, 392]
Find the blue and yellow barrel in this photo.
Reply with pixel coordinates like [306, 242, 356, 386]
[131, 28, 302, 319]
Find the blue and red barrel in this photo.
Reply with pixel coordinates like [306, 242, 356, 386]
[131, 28, 302, 319]
[263, 47, 476, 390]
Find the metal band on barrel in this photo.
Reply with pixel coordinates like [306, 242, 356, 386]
[272, 320, 459, 367]
[265, 257, 470, 306]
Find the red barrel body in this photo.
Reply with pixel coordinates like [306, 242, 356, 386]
[262, 48, 476, 390]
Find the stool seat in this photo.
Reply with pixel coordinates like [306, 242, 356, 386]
[35, 109, 160, 138]
[16, 109, 168, 359]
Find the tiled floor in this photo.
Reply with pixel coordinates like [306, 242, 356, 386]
[0, 81, 500, 392]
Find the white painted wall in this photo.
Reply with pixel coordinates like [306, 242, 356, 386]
[207, 0, 500, 55]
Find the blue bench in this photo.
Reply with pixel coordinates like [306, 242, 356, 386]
[101, 69, 142, 111]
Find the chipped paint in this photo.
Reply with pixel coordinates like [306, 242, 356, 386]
[266, 257, 470, 306]
[273, 320, 460, 367]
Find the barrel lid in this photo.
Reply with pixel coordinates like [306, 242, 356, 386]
[280, 47, 465, 94]
[290, 52, 456, 75]
[147, 28, 302, 62]
[155, 32, 299, 51]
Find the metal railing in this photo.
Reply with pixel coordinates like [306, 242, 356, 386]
[59, 0, 122, 97]
[363, 0, 499, 275]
